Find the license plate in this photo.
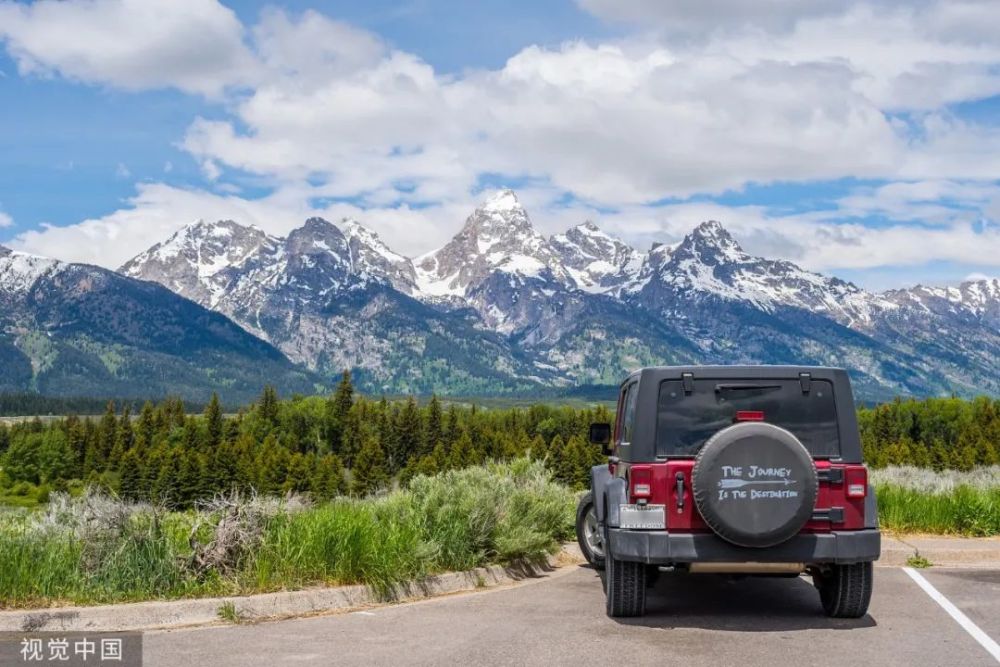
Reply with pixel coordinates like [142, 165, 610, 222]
[619, 504, 666, 529]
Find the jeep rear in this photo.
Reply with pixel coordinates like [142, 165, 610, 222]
[580, 366, 880, 618]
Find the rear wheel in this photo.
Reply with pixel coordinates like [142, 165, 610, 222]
[575, 492, 605, 570]
[605, 552, 647, 617]
[816, 562, 873, 618]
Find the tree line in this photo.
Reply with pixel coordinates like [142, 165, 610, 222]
[858, 396, 1000, 470]
[1, 380, 997, 508]
[0, 372, 610, 507]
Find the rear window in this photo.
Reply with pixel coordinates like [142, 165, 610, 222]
[656, 378, 840, 458]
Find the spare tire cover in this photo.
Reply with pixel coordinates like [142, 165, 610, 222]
[692, 422, 818, 548]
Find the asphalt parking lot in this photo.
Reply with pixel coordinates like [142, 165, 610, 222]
[145, 565, 1000, 667]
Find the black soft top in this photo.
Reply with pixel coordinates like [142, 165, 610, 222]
[619, 365, 863, 463]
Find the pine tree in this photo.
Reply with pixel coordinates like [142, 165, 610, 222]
[66, 417, 88, 477]
[548, 434, 568, 483]
[310, 454, 346, 500]
[283, 452, 312, 494]
[137, 401, 156, 451]
[96, 401, 118, 471]
[444, 405, 460, 445]
[152, 456, 179, 506]
[351, 435, 389, 497]
[176, 449, 201, 506]
[953, 433, 978, 471]
[340, 407, 364, 468]
[377, 399, 401, 473]
[563, 436, 592, 490]
[119, 448, 143, 501]
[204, 393, 224, 448]
[529, 434, 546, 461]
[425, 395, 443, 454]
[259, 386, 280, 431]
[323, 371, 355, 453]
[109, 405, 133, 469]
[449, 431, 475, 470]
[396, 397, 424, 462]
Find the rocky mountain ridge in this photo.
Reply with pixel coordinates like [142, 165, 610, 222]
[95, 191, 1000, 399]
[1, 244, 318, 402]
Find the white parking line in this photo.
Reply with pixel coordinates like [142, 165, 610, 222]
[903, 567, 1000, 664]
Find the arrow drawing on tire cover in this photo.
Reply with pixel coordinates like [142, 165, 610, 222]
[718, 478, 796, 489]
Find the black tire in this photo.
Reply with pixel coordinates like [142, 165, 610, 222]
[605, 551, 647, 617]
[816, 562, 873, 618]
[575, 492, 605, 570]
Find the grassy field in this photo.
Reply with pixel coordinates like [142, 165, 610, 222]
[0, 462, 996, 609]
[872, 466, 1000, 536]
[0, 459, 575, 608]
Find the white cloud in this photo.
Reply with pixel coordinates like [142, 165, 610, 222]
[3, 0, 1000, 282]
[114, 163, 131, 179]
[171, 1, 1000, 209]
[0, 0, 255, 96]
[520, 185, 1000, 274]
[576, 0, 848, 36]
[9, 178, 1000, 286]
[0, 207, 11, 228]
[5, 182, 480, 268]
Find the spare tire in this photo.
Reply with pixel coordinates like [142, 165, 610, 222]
[692, 422, 818, 548]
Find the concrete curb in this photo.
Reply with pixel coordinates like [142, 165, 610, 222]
[0, 545, 585, 633]
[879, 535, 1000, 568]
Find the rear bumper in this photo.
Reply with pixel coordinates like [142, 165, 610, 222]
[607, 529, 881, 565]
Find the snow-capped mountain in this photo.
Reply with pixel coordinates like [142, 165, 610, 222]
[118, 191, 1000, 400]
[122, 214, 547, 394]
[0, 244, 63, 296]
[0, 244, 315, 402]
[885, 278, 1000, 328]
[119, 220, 276, 308]
[341, 219, 418, 295]
[120, 217, 415, 308]
[414, 189, 581, 335]
[550, 221, 642, 294]
[415, 190, 572, 297]
[628, 221, 888, 328]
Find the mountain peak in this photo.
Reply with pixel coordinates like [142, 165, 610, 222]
[676, 220, 746, 263]
[302, 216, 337, 230]
[481, 188, 522, 213]
[287, 217, 347, 256]
[183, 218, 253, 237]
[551, 220, 642, 294]
[0, 245, 62, 295]
[691, 219, 735, 241]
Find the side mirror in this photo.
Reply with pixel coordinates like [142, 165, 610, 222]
[589, 423, 612, 455]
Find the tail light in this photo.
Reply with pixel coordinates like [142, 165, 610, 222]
[846, 466, 868, 498]
[631, 466, 652, 499]
[735, 410, 765, 422]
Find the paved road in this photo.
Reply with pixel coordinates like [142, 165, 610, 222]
[145, 565, 1000, 667]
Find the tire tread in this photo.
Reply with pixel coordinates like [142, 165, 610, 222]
[819, 561, 873, 618]
[606, 555, 646, 617]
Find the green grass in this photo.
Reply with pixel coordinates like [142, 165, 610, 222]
[873, 466, 1000, 537]
[875, 484, 1000, 536]
[0, 458, 575, 609]
[906, 554, 933, 568]
[217, 601, 247, 624]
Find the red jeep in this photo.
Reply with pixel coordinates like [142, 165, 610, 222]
[576, 366, 880, 618]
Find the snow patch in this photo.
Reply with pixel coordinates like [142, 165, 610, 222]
[481, 189, 521, 213]
[0, 249, 61, 294]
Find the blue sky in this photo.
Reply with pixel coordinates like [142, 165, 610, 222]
[1, 0, 999, 290]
